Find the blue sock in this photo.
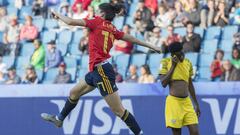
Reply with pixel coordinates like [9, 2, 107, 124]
[57, 97, 78, 121]
[121, 110, 141, 135]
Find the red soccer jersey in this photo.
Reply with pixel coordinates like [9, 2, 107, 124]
[84, 16, 124, 71]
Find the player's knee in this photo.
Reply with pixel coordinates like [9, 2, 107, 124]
[69, 90, 80, 100]
[111, 107, 125, 117]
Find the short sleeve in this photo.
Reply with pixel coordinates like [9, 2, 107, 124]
[113, 28, 124, 40]
[83, 17, 98, 30]
[159, 58, 169, 75]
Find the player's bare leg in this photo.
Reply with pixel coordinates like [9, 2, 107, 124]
[171, 128, 182, 135]
[187, 124, 199, 135]
[104, 91, 142, 135]
[41, 79, 95, 127]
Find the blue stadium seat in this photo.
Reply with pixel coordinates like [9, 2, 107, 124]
[57, 30, 72, 45]
[72, 30, 83, 44]
[129, 3, 137, 15]
[20, 43, 35, 56]
[44, 19, 59, 30]
[78, 68, 88, 78]
[33, 18, 45, 31]
[113, 16, 124, 30]
[219, 40, 234, 53]
[70, 43, 81, 56]
[66, 68, 77, 82]
[174, 27, 186, 37]
[199, 53, 214, 67]
[43, 68, 58, 83]
[19, 6, 32, 19]
[80, 55, 89, 69]
[6, 6, 18, 15]
[198, 66, 211, 81]
[130, 54, 147, 67]
[15, 56, 31, 69]
[224, 52, 232, 60]
[161, 28, 168, 38]
[221, 25, 239, 40]
[63, 57, 77, 68]
[125, 16, 134, 27]
[6, 0, 15, 6]
[114, 54, 130, 77]
[148, 54, 164, 77]
[135, 45, 149, 53]
[194, 27, 204, 38]
[42, 31, 56, 43]
[57, 43, 68, 56]
[36, 69, 44, 82]
[0, 32, 3, 42]
[201, 39, 218, 54]
[2, 56, 15, 69]
[204, 26, 221, 40]
[185, 52, 199, 66]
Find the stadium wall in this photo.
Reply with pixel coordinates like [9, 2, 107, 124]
[0, 83, 240, 135]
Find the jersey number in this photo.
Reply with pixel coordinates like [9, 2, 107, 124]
[102, 30, 114, 54]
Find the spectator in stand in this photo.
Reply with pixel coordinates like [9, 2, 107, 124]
[5, 67, 21, 84]
[230, 48, 240, 69]
[3, 15, 21, 56]
[138, 64, 155, 83]
[79, 28, 89, 54]
[30, 39, 45, 70]
[220, 60, 240, 81]
[58, 1, 72, 30]
[145, 0, 158, 14]
[125, 64, 138, 83]
[86, 6, 95, 19]
[72, 3, 88, 20]
[210, 49, 224, 81]
[134, 0, 153, 31]
[0, 7, 10, 32]
[15, 0, 25, 9]
[214, 0, 229, 27]
[200, 0, 216, 28]
[72, 0, 92, 12]
[182, 21, 201, 53]
[22, 65, 39, 84]
[53, 62, 72, 84]
[20, 15, 38, 42]
[230, 1, 240, 25]
[172, 1, 185, 27]
[45, 40, 62, 72]
[113, 24, 133, 55]
[0, 56, 7, 73]
[183, 0, 201, 26]
[155, 4, 172, 28]
[233, 32, 240, 50]
[112, 64, 123, 83]
[179, 0, 191, 12]
[32, 0, 48, 18]
[90, 0, 110, 13]
[147, 27, 166, 53]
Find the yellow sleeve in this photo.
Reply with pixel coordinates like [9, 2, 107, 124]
[159, 58, 169, 75]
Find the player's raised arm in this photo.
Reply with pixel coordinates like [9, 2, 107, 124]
[51, 10, 86, 26]
[121, 33, 162, 53]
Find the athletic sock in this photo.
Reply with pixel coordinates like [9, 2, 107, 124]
[121, 110, 142, 135]
[57, 97, 79, 121]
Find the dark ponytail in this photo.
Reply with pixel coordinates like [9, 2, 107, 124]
[99, 3, 125, 22]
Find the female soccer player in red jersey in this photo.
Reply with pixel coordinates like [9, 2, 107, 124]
[41, 3, 161, 135]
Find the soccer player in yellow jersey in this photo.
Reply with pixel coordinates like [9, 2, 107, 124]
[159, 42, 200, 135]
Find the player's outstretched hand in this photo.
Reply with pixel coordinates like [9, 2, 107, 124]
[50, 10, 59, 20]
[195, 105, 201, 117]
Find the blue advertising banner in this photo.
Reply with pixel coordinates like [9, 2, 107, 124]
[0, 82, 240, 135]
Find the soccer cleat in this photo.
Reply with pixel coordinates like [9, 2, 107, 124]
[41, 113, 63, 127]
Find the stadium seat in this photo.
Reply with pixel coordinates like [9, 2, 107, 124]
[148, 53, 164, 69]
[44, 19, 59, 30]
[19, 6, 32, 19]
[161, 28, 168, 38]
[57, 43, 69, 56]
[113, 16, 124, 30]
[6, 0, 15, 6]
[2, 56, 15, 69]
[114, 54, 130, 77]
[130, 54, 147, 67]
[20, 43, 35, 56]
[224, 52, 232, 60]
[204, 26, 221, 40]
[6, 6, 18, 15]
[78, 68, 88, 78]
[198, 66, 211, 81]
[63, 57, 77, 68]
[201, 39, 218, 54]
[125, 16, 134, 27]
[174, 27, 186, 37]
[221, 25, 239, 40]
[43, 68, 58, 83]
[194, 27, 205, 38]
[80, 55, 89, 69]
[129, 3, 137, 16]
[185, 52, 199, 66]
[72, 30, 83, 44]
[70, 43, 81, 56]
[135, 45, 149, 53]
[57, 30, 72, 45]
[66, 68, 77, 82]
[0, 32, 3, 42]
[42, 31, 56, 44]
[15, 56, 31, 69]
[219, 40, 234, 53]
[33, 18, 45, 31]
[199, 53, 214, 67]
